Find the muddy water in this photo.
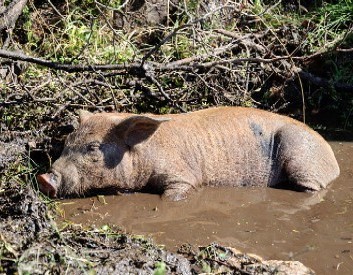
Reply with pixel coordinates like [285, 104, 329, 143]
[59, 142, 353, 274]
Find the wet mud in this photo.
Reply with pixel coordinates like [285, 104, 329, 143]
[59, 142, 353, 274]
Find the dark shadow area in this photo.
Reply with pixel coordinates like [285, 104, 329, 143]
[315, 129, 353, 142]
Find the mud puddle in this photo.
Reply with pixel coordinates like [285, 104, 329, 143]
[58, 142, 353, 274]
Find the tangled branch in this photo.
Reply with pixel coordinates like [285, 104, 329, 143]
[1, 0, 352, 135]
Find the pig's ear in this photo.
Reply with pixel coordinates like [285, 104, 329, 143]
[78, 110, 92, 124]
[117, 116, 170, 147]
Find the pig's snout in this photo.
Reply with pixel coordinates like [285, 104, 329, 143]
[37, 173, 58, 198]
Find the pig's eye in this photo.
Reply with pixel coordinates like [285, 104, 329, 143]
[86, 142, 102, 162]
[87, 142, 100, 152]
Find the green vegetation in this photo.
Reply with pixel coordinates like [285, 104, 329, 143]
[22, 1, 136, 63]
[10, 0, 352, 125]
[153, 261, 167, 275]
[304, 0, 353, 52]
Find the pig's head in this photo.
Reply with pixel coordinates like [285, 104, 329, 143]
[37, 110, 169, 198]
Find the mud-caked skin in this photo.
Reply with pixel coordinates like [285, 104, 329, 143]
[37, 107, 340, 200]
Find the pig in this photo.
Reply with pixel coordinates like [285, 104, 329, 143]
[37, 107, 340, 201]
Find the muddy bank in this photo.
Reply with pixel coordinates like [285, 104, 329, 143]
[0, 180, 314, 274]
[59, 142, 353, 274]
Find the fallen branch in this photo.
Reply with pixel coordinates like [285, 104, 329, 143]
[0, 0, 28, 32]
[0, 49, 300, 73]
[0, 49, 141, 73]
[1, 47, 352, 95]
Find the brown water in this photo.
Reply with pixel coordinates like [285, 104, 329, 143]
[59, 142, 353, 274]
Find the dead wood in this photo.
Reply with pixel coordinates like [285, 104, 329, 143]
[0, 0, 28, 31]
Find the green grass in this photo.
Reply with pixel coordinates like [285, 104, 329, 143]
[304, 0, 353, 51]
[153, 261, 167, 275]
[22, 1, 136, 64]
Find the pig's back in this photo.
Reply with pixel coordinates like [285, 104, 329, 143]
[155, 107, 292, 187]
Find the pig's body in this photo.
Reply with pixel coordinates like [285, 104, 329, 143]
[37, 107, 340, 200]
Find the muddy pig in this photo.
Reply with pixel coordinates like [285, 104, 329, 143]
[37, 107, 340, 201]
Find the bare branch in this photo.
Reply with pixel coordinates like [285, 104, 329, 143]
[0, 0, 28, 32]
[0, 49, 140, 73]
[0, 48, 301, 74]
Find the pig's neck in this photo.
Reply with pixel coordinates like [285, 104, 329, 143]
[113, 148, 152, 192]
